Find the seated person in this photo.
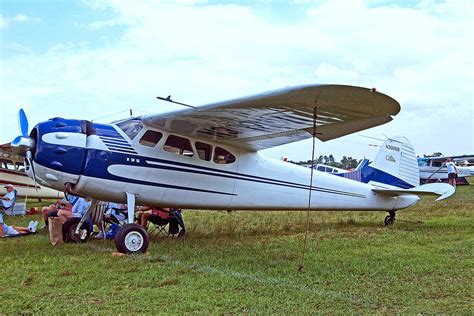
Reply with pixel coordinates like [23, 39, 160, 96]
[137, 206, 185, 236]
[95, 202, 128, 239]
[0, 212, 38, 238]
[0, 184, 16, 211]
[42, 198, 70, 227]
[215, 155, 227, 164]
[136, 206, 169, 229]
[57, 196, 92, 224]
[44, 194, 78, 227]
[103, 202, 128, 224]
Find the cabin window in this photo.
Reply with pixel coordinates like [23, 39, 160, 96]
[432, 161, 442, 167]
[163, 135, 194, 157]
[195, 142, 213, 161]
[317, 166, 325, 171]
[0, 159, 15, 170]
[139, 130, 163, 147]
[15, 162, 25, 172]
[326, 167, 333, 173]
[214, 147, 236, 164]
[117, 119, 143, 140]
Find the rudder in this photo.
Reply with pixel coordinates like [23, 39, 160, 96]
[369, 136, 420, 188]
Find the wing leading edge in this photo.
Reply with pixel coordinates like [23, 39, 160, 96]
[143, 84, 400, 151]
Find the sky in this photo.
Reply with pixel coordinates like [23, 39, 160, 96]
[1, 0, 473, 162]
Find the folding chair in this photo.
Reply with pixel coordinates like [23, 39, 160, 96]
[1, 190, 17, 216]
[146, 208, 185, 239]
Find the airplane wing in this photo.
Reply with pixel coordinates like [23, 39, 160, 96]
[143, 84, 400, 151]
[372, 183, 455, 201]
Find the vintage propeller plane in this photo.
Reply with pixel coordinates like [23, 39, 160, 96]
[10, 84, 454, 254]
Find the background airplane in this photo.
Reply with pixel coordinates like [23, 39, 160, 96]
[418, 155, 474, 185]
[0, 143, 62, 199]
[10, 84, 454, 254]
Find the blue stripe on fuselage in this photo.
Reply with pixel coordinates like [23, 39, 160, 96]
[335, 165, 414, 189]
[80, 149, 365, 198]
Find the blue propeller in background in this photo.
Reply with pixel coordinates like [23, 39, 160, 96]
[11, 109, 38, 191]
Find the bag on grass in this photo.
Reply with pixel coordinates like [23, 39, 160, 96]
[48, 217, 63, 246]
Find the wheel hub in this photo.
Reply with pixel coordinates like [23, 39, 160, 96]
[124, 231, 144, 252]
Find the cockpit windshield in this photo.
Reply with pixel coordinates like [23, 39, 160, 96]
[117, 119, 143, 140]
[417, 158, 429, 167]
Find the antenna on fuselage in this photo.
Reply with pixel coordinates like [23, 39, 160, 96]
[130, 109, 133, 117]
[156, 95, 196, 109]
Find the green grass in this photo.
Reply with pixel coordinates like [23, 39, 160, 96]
[1, 186, 473, 314]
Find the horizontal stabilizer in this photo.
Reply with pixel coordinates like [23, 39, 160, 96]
[372, 183, 455, 201]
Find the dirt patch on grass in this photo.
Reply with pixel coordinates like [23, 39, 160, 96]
[21, 276, 34, 287]
[158, 277, 179, 287]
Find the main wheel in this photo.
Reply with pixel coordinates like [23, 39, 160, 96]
[115, 224, 149, 254]
[384, 215, 395, 226]
[63, 217, 92, 243]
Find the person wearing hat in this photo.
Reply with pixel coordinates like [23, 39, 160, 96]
[0, 184, 16, 210]
[0, 184, 38, 237]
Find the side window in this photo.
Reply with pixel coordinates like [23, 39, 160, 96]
[117, 119, 143, 140]
[317, 166, 325, 171]
[3, 160, 15, 170]
[139, 130, 163, 147]
[163, 135, 194, 157]
[195, 142, 213, 161]
[214, 147, 236, 164]
[16, 162, 25, 172]
[432, 161, 442, 167]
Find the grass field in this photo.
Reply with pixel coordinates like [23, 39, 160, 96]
[1, 186, 473, 314]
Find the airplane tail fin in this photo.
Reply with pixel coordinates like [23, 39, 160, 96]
[340, 136, 420, 188]
[368, 136, 420, 188]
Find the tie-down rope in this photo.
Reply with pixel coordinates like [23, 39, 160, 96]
[298, 105, 318, 273]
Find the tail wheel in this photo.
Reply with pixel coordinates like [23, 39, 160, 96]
[115, 223, 149, 254]
[63, 217, 92, 243]
[384, 215, 395, 226]
[384, 210, 396, 226]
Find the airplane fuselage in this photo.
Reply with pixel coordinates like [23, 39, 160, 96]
[26, 118, 419, 211]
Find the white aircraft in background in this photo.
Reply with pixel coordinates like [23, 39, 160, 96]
[418, 156, 474, 185]
[0, 143, 62, 199]
[10, 84, 454, 254]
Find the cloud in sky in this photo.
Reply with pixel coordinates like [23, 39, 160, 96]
[0, 14, 40, 28]
[0, 0, 472, 161]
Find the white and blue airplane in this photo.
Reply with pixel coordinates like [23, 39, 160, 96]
[11, 84, 454, 254]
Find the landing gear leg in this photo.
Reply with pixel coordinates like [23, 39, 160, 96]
[384, 210, 396, 226]
[114, 192, 149, 254]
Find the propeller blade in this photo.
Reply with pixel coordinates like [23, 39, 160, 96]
[26, 151, 38, 192]
[19, 109, 29, 137]
[11, 135, 23, 147]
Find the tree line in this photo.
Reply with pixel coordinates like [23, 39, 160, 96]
[288, 155, 360, 169]
[287, 152, 443, 170]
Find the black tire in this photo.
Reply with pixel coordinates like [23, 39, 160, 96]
[114, 224, 149, 254]
[384, 215, 395, 226]
[63, 217, 92, 243]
